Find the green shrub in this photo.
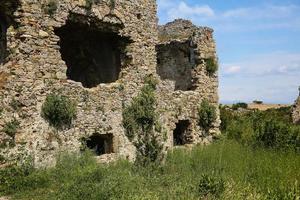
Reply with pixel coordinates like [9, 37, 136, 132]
[204, 58, 218, 75]
[198, 100, 217, 132]
[122, 75, 164, 165]
[232, 102, 248, 110]
[222, 107, 300, 151]
[85, 0, 101, 9]
[43, 0, 58, 16]
[41, 94, 76, 129]
[3, 118, 20, 138]
[10, 98, 22, 111]
[253, 100, 263, 104]
[0, 158, 41, 194]
[198, 174, 225, 198]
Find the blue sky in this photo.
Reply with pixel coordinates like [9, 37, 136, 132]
[157, 0, 300, 104]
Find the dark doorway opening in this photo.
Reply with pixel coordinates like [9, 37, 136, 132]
[54, 16, 130, 88]
[86, 133, 114, 156]
[173, 120, 191, 145]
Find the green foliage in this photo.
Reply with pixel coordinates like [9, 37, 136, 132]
[122, 75, 164, 165]
[198, 174, 225, 198]
[41, 94, 77, 129]
[10, 98, 22, 111]
[0, 157, 47, 195]
[204, 58, 218, 75]
[198, 100, 217, 132]
[85, 0, 101, 9]
[253, 100, 263, 104]
[232, 102, 248, 110]
[1, 141, 299, 199]
[43, 0, 58, 16]
[222, 106, 300, 152]
[3, 118, 20, 138]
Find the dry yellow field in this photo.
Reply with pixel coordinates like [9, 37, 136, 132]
[247, 103, 290, 111]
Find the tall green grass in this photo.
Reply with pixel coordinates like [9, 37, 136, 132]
[1, 140, 299, 200]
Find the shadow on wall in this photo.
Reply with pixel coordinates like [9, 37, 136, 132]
[86, 133, 114, 156]
[173, 120, 192, 146]
[0, 0, 20, 64]
[156, 41, 197, 91]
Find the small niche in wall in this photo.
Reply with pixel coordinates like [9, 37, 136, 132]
[173, 120, 191, 146]
[86, 133, 114, 156]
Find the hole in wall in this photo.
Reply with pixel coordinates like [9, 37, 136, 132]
[0, 15, 7, 65]
[0, 0, 20, 65]
[156, 41, 196, 91]
[86, 133, 114, 156]
[54, 14, 131, 88]
[0, 0, 20, 64]
[173, 120, 191, 146]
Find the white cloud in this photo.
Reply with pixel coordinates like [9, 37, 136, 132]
[222, 5, 299, 19]
[167, 2, 215, 21]
[157, 1, 300, 31]
[220, 52, 300, 103]
[221, 52, 300, 77]
[224, 66, 241, 74]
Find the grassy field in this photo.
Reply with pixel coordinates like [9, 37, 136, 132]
[1, 106, 300, 200]
[0, 139, 299, 200]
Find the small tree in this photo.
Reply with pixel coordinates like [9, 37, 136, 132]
[41, 94, 77, 129]
[198, 100, 217, 132]
[122, 75, 164, 166]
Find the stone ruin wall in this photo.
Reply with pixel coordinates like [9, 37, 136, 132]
[292, 94, 300, 124]
[0, 0, 220, 167]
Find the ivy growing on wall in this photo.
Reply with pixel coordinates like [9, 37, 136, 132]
[85, 0, 115, 10]
[41, 93, 77, 130]
[122, 75, 165, 165]
[198, 100, 217, 132]
[43, 0, 58, 16]
[3, 118, 20, 139]
[204, 58, 218, 76]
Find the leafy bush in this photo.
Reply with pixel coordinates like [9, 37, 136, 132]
[0, 158, 46, 194]
[3, 118, 20, 139]
[204, 58, 218, 75]
[232, 102, 248, 110]
[198, 100, 217, 132]
[222, 107, 300, 151]
[198, 174, 225, 198]
[41, 94, 76, 129]
[43, 0, 58, 16]
[253, 100, 263, 104]
[122, 75, 164, 165]
[10, 98, 22, 111]
[85, 0, 101, 9]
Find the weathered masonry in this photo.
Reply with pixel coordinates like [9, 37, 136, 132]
[0, 0, 220, 167]
[292, 88, 300, 124]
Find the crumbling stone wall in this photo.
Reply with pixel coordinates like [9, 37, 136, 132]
[292, 90, 300, 124]
[157, 19, 220, 148]
[0, 1, 220, 167]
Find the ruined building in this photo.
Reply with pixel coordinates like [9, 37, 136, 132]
[0, 0, 220, 167]
[292, 88, 300, 124]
